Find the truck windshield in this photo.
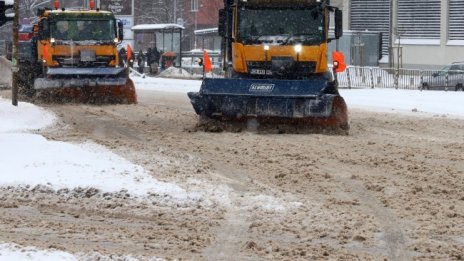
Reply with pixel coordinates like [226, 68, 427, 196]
[238, 8, 324, 43]
[52, 19, 116, 42]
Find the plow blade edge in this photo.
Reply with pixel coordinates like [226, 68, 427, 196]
[188, 78, 348, 129]
[33, 67, 137, 104]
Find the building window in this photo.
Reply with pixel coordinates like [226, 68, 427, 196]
[191, 0, 198, 12]
[350, 0, 390, 55]
[449, 0, 464, 40]
[397, 0, 441, 40]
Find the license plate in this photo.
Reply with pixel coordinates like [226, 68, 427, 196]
[250, 69, 271, 75]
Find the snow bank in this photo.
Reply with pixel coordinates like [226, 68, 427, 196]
[340, 89, 464, 118]
[157, 66, 200, 79]
[0, 98, 56, 133]
[0, 134, 189, 200]
[0, 98, 191, 203]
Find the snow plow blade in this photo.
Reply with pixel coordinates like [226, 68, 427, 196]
[33, 67, 137, 104]
[188, 78, 349, 131]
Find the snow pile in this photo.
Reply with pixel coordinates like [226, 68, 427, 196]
[157, 67, 202, 79]
[0, 98, 192, 203]
[0, 98, 56, 132]
[0, 134, 189, 200]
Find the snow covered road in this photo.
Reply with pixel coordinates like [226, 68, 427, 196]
[0, 78, 463, 260]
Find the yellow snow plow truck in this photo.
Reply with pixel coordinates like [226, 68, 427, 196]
[17, 1, 137, 103]
[188, 0, 348, 132]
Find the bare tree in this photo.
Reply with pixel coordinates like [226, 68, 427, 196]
[134, 0, 182, 25]
[0, 0, 49, 42]
[19, 0, 49, 21]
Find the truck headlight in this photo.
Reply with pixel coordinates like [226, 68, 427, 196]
[263, 45, 270, 51]
[294, 44, 302, 53]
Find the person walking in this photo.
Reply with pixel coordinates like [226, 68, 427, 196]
[127, 45, 134, 68]
[118, 47, 127, 67]
[146, 48, 153, 74]
[136, 49, 145, 74]
[153, 47, 160, 65]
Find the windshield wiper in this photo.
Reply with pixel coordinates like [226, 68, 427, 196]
[250, 34, 266, 43]
[282, 33, 320, 45]
[281, 34, 294, 45]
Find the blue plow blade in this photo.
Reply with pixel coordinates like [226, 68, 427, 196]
[187, 78, 338, 119]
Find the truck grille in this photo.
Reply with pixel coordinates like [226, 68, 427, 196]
[53, 55, 114, 67]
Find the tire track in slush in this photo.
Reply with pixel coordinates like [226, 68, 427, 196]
[324, 166, 412, 261]
[202, 164, 268, 261]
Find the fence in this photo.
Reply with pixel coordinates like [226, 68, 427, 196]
[181, 51, 223, 75]
[336, 66, 464, 91]
[0, 40, 11, 58]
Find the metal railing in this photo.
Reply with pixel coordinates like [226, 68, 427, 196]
[336, 66, 464, 91]
[181, 51, 223, 75]
[0, 40, 10, 57]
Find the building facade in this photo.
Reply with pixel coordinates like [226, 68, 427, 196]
[182, 0, 223, 50]
[341, 0, 464, 69]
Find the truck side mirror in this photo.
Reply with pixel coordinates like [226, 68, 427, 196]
[38, 20, 50, 40]
[218, 9, 226, 37]
[118, 21, 124, 41]
[334, 9, 343, 39]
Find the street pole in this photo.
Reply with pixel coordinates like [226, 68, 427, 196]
[173, 0, 176, 23]
[388, 0, 393, 68]
[11, 0, 19, 106]
[194, 11, 197, 49]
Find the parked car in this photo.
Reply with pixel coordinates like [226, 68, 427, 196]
[421, 62, 464, 91]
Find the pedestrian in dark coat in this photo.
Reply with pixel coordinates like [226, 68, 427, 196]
[136, 49, 145, 73]
[146, 48, 153, 73]
[118, 47, 127, 67]
[153, 47, 160, 64]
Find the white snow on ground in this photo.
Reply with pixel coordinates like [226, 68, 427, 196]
[131, 76, 464, 118]
[0, 97, 55, 133]
[0, 134, 189, 200]
[0, 243, 76, 261]
[134, 76, 201, 93]
[157, 66, 201, 79]
[339, 89, 464, 118]
[0, 98, 190, 201]
[0, 243, 165, 261]
[2, 77, 462, 259]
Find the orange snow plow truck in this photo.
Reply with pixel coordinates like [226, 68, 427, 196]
[17, 1, 136, 103]
[188, 0, 348, 132]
